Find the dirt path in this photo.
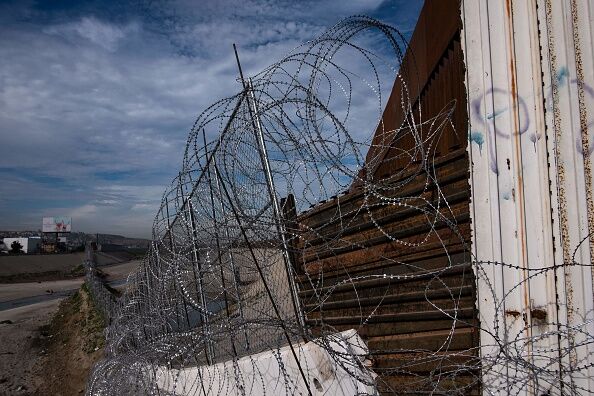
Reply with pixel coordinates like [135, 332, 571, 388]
[0, 259, 138, 312]
[0, 255, 137, 395]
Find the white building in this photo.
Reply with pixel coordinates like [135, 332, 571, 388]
[2, 237, 41, 254]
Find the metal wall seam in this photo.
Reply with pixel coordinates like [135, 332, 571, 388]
[510, 0, 560, 383]
[535, 1, 569, 390]
[482, 0, 528, 390]
[461, 0, 508, 392]
[572, 0, 594, 386]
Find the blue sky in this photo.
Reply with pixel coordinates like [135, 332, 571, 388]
[0, 0, 423, 238]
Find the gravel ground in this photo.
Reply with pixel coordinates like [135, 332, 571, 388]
[0, 287, 106, 395]
[0, 299, 61, 395]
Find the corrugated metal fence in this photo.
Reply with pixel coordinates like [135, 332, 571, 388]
[295, 1, 480, 393]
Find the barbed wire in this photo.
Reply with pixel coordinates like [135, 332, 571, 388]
[85, 15, 594, 396]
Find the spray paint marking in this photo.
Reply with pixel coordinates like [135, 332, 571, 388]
[470, 70, 594, 173]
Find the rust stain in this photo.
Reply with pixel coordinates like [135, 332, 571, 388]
[504, 0, 532, 337]
[505, 309, 521, 317]
[530, 308, 547, 321]
[299, 1, 476, 392]
[504, 0, 512, 19]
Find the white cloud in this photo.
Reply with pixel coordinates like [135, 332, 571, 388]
[44, 17, 139, 52]
[0, 0, 422, 237]
[69, 204, 98, 218]
[96, 199, 118, 205]
[131, 203, 158, 211]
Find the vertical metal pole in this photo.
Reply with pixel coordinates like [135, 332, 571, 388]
[164, 197, 184, 331]
[154, 243, 170, 335]
[210, 151, 251, 352]
[232, 45, 310, 390]
[247, 78, 306, 333]
[280, 194, 300, 274]
[175, 211, 194, 334]
[176, 177, 201, 329]
[181, 171, 205, 308]
[173, 174, 210, 395]
[179, 172, 215, 365]
[141, 261, 162, 396]
[202, 130, 240, 359]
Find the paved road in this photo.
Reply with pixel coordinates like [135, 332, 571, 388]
[0, 278, 84, 312]
[0, 278, 84, 302]
[0, 260, 141, 312]
[0, 289, 77, 311]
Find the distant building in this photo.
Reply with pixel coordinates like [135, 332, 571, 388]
[41, 242, 57, 254]
[2, 237, 41, 254]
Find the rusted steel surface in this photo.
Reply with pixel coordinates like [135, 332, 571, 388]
[296, 1, 478, 394]
[360, 0, 466, 183]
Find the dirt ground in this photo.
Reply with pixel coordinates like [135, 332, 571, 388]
[0, 254, 139, 395]
[0, 253, 86, 283]
[0, 299, 61, 395]
[93, 251, 133, 266]
[0, 286, 105, 395]
[0, 254, 85, 276]
[0, 259, 139, 304]
[0, 252, 128, 283]
[99, 259, 140, 282]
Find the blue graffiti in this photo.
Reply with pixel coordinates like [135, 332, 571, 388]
[556, 66, 569, 87]
[469, 131, 484, 152]
[471, 68, 594, 174]
[545, 75, 594, 157]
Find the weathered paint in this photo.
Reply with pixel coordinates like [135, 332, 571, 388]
[462, 0, 594, 394]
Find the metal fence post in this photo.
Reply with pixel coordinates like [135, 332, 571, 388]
[210, 153, 251, 353]
[178, 172, 215, 365]
[246, 78, 307, 335]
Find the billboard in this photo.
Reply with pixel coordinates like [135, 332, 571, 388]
[42, 217, 72, 233]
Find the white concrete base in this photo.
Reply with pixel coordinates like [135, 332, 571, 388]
[154, 329, 378, 395]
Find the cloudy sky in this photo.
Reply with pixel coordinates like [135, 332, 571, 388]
[0, 0, 423, 238]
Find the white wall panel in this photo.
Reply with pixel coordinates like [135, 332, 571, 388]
[462, 0, 594, 394]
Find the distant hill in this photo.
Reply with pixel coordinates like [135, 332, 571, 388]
[92, 234, 150, 249]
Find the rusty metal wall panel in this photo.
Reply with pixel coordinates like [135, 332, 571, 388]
[462, 0, 594, 394]
[296, 1, 478, 393]
[363, 0, 465, 182]
[297, 156, 476, 394]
